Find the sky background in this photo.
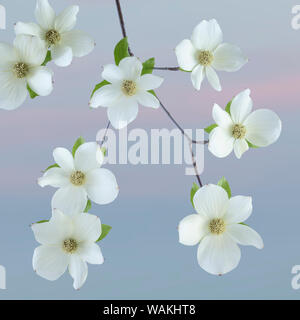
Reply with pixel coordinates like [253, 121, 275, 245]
[0, 0, 299, 299]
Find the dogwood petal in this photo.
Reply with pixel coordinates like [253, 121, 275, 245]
[53, 148, 74, 172]
[227, 224, 264, 249]
[107, 99, 139, 129]
[89, 84, 122, 108]
[51, 209, 73, 240]
[225, 196, 252, 224]
[244, 109, 282, 147]
[208, 127, 234, 158]
[230, 89, 253, 124]
[72, 213, 101, 243]
[213, 43, 247, 72]
[0, 72, 27, 110]
[191, 64, 204, 90]
[52, 45, 73, 67]
[191, 19, 223, 51]
[78, 243, 104, 265]
[35, 0, 55, 30]
[119, 57, 142, 80]
[38, 167, 69, 188]
[0, 43, 17, 69]
[69, 255, 88, 290]
[33, 245, 69, 281]
[136, 91, 160, 109]
[212, 103, 233, 130]
[178, 214, 208, 246]
[138, 74, 164, 90]
[101, 64, 124, 83]
[27, 66, 53, 96]
[85, 168, 119, 205]
[14, 22, 43, 38]
[233, 139, 249, 159]
[14, 35, 46, 66]
[175, 39, 198, 71]
[51, 186, 87, 216]
[193, 184, 228, 219]
[74, 142, 104, 173]
[61, 30, 94, 58]
[55, 6, 79, 33]
[206, 66, 221, 91]
[32, 209, 73, 244]
[197, 233, 241, 275]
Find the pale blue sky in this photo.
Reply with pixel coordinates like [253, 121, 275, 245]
[0, 0, 299, 299]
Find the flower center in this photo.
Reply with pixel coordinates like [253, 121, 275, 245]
[63, 238, 78, 253]
[45, 29, 61, 45]
[232, 124, 246, 139]
[122, 80, 137, 96]
[70, 171, 85, 186]
[198, 50, 214, 66]
[13, 62, 29, 78]
[209, 218, 226, 235]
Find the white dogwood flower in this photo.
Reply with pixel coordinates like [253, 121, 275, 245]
[15, 0, 95, 67]
[0, 35, 53, 110]
[89, 57, 164, 129]
[178, 184, 263, 275]
[175, 19, 247, 91]
[38, 142, 119, 215]
[208, 89, 282, 159]
[32, 209, 104, 290]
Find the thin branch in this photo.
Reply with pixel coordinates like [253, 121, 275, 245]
[115, 0, 133, 56]
[98, 121, 111, 147]
[189, 142, 203, 187]
[158, 97, 207, 145]
[153, 67, 180, 71]
[114, 0, 206, 187]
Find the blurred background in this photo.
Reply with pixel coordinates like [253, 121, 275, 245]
[0, 0, 299, 299]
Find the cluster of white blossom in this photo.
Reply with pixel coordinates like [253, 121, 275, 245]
[34, 139, 119, 289]
[0, 0, 94, 110]
[0, 0, 283, 288]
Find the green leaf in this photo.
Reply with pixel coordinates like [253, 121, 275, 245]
[97, 224, 112, 242]
[91, 80, 110, 97]
[217, 177, 231, 198]
[225, 100, 232, 114]
[101, 147, 107, 156]
[36, 220, 49, 224]
[148, 90, 156, 97]
[141, 57, 155, 75]
[27, 84, 38, 99]
[44, 163, 59, 172]
[72, 137, 85, 157]
[246, 140, 259, 148]
[42, 50, 52, 66]
[114, 37, 130, 65]
[84, 200, 92, 213]
[190, 182, 200, 209]
[204, 124, 218, 134]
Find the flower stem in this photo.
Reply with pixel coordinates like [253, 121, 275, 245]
[189, 142, 203, 187]
[114, 0, 205, 187]
[98, 121, 111, 147]
[158, 97, 208, 145]
[115, 0, 133, 56]
[153, 67, 180, 71]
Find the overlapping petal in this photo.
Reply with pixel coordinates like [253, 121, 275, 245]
[74, 142, 104, 173]
[193, 184, 228, 219]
